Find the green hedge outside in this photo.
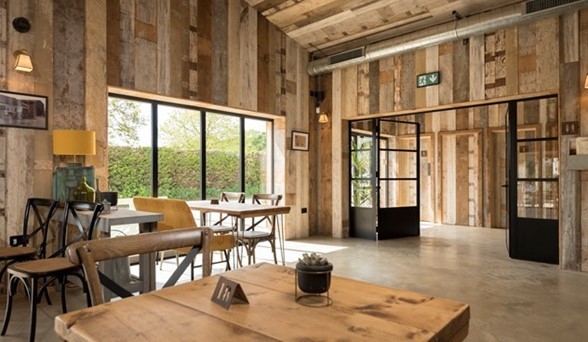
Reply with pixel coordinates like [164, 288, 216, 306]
[108, 146, 266, 199]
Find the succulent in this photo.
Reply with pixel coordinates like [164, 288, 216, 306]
[297, 252, 329, 266]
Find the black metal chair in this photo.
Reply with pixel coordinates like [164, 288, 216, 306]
[1, 201, 103, 342]
[0, 198, 59, 283]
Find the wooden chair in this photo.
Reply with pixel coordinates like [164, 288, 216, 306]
[65, 227, 212, 306]
[1, 201, 103, 342]
[210, 192, 245, 233]
[0, 198, 59, 283]
[236, 194, 283, 265]
[133, 197, 234, 276]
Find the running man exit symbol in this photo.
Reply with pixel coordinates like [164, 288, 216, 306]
[417, 71, 441, 88]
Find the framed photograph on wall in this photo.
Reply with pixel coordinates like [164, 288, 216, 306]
[0, 90, 48, 130]
[291, 130, 309, 151]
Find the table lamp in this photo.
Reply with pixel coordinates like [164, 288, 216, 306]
[53, 130, 96, 165]
[52, 130, 96, 201]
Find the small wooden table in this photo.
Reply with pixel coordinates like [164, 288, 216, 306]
[55, 263, 469, 341]
[76, 209, 163, 300]
[188, 201, 291, 264]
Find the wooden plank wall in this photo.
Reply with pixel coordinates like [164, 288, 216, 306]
[0, 0, 54, 249]
[580, 10, 588, 272]
[325, 13, 588, 271]
[106, 0, 310, 239]
[0, 0, 310, 253]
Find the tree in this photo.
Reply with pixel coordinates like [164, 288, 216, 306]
[108, 98, 148, 147]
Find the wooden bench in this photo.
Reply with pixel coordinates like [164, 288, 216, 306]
[66, 227, 212, 306]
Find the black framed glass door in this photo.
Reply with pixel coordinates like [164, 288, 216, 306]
[507, 99, 559, 264]
[350, 119, 376, 239]
[377, 119, 420, 239]
[349, 118, 420, 240]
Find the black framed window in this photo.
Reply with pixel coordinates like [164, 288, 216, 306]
[107, 94, 274, 203]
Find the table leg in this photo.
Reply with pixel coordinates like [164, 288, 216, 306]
[278, 214, 286, 265]
[139, 222, 157, 293]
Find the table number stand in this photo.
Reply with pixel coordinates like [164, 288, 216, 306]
[211, 276, 249, 310]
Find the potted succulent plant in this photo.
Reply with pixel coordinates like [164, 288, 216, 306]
[296, 252, 333, 294]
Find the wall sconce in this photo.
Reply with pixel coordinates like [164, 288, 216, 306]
[317, 107, 329, 124]
[12, 17, 33, 73]
[311, 75, 329, 124]
[13, 50, 33, 72]
[584, 74, 588, 89]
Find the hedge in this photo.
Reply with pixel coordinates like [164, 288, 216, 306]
[108, 146, 266, 199]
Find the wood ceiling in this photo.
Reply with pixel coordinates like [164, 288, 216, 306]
[245, 0, 526, 57]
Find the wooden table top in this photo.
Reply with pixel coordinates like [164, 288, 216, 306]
[187, 200, 290, 218]
[55, 263, 469, 341]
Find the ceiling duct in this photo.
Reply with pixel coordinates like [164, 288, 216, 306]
[308, 0, 588, 76]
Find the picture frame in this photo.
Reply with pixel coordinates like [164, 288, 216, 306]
[291, 131, 309, 151]
[0, 90, 48, 130]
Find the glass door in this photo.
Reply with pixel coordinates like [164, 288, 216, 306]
[507, 99, 559, 264]
[377, 119, 420, 239]
[350, 119, 377, 239]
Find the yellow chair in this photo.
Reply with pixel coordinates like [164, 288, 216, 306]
[132, 197, 234, 277]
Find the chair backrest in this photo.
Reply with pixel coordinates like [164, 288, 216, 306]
[252, 194, 282, 206]
[133, 197, 196, 232]
[221, 192, 245, 203]
[13, 198, 59, 258]
[249, 194, 283, 231]
[50, 201, 103, 258]
[66, 227, 212, 306]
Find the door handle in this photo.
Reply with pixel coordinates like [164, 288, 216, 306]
[501, 184, 508, 188]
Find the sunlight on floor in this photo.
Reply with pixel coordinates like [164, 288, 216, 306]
[129, 239, 348, 289]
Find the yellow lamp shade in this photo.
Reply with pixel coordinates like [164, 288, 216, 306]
[318, 113, 329, 124]
[14, 50, 33, 72]
[53, 130, 96, 156]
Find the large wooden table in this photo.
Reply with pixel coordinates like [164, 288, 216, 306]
[55, 263, 469, 341]
[188, 201, 291, 264]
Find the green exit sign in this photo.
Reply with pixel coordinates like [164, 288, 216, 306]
[417, 71, 440, 88]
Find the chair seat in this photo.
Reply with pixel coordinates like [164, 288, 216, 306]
[210, 225, 234, 234]
[236, 230, 271, 239]
[0, 247, 36, 260]
[8, 258, 79, 277]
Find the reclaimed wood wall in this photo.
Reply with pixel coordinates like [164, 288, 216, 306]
[0, 0, 54, 248]
[0, 0, 311, 253]
[105, 0, 310, 239]
[325, 13, 588, 271]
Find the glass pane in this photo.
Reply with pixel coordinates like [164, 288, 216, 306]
[517, 181, 558, 219]
[380, 180, 417, 207]
[351, 134, 372, 150]
[245, 118, 271, 198]
[206, 112, 240, 199]
[108, 97, 152, 203]
[350, 120, 373, 139]
[157, 105, 201, 200]
[517, 140, 558, 179]
[381, 151, 417, 179]
[351, 180, 372, 207]
[351, 150, 371, 178]
[380, 120, 417, 136]
[516, 98, 558, 137]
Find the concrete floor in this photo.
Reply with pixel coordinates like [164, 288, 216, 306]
[1, 224, 587, 341]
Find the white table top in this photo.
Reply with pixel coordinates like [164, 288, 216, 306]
[77, 208, 163, 232]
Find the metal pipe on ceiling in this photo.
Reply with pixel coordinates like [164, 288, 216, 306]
[307, 0, 588, 76]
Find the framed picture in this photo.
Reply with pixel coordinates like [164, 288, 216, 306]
[291, 130, 309, 151]
[0, 90, 48, 130]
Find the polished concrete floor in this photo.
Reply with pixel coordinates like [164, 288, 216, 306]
[1, 224, 588, 341]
